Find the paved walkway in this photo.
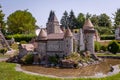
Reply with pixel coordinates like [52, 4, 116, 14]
[15, 64, 120, 79]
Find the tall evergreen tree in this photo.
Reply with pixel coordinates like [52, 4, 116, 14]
[77, 13, 85, 28]
[60, 11, 69, 29]
[86, 13, 91, 19]
[114, 8, 120, 27]
[68, 10, 77, 30]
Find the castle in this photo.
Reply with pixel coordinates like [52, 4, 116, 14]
[19, 11, 98, 63]
[34, 11, 96, 56]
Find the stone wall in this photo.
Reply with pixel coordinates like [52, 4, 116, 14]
[37, 42, 46, 56]
[47, 40, 64, 57]
[84, 33, 94, 54]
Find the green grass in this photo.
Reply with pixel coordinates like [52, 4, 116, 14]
[0, 62, 59, 80]
[0, 62, 120, 80]
[96, 53, 120, 57]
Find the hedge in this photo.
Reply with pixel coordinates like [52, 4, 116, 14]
[5, 34, 36, 42]
[100, 35, 115, 40]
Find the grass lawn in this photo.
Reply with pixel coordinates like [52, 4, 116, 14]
[0, 62, 120, 80]
[96, 53, 120, 57]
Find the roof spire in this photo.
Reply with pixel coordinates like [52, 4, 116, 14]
[64, 27, 73, 37]
[83, 18, 94, 30]
[38, 29, 47, 40]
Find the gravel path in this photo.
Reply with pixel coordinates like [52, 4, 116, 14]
[15, 64, 120, 79]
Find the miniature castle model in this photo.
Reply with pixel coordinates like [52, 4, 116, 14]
[19, 11, 97, 64]
[34, 11, 96, 57]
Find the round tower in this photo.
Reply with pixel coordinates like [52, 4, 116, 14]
[36, 29, 47, 56]
[83, 18, 95, 54]
[64, 27, 73, 56]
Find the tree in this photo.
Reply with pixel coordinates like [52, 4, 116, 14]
[90, 15, 99, 26]
[0, 5, 6, 34]
[114, 8, 120, 27]
[7, 10, 36, 34]
[68, 10, 77, 30]
[98, 13, 112, 27]
[86, 13, 91, 19]
[77, 13, 85, 28]
[60, 11, 69, 29]
[107, 40, 119, 54]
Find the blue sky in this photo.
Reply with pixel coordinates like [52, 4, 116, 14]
[0, 0, 120, 27]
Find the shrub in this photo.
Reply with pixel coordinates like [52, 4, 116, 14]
[100, 35, 115, 40]
[21, 53, 34, 64]
[94, 41, 101, 52]
[20, 41, 27, 44]
[48, 56, 58, 64]
[107, 40, 119, 54]
[11, 43, 18, 50]
[5, 34, 36, 42]
[101, 45, 107, 51]
[0, 48, 7, 54]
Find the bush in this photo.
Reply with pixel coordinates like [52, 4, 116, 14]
[5, 34, 36, 42]
[100, 35, 115, 40]
[101, 45, 107, 51]
[107, 40, 119, 54]
[94, 41, 101, 52]
[21, 53, 34, 64]
[48, 56, 58, 64]
[0, 48, 7, 54]
[20, 41, 27, 44]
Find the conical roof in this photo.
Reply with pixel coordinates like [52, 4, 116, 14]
[83, 18, 94, 30]
[38, 29, 47, 40]
[52, 12, 58, 22]
[48, 11, 58, 22]
[64, 27, 73, 37]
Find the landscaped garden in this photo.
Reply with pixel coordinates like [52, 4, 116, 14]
[0, 61, 120, 80]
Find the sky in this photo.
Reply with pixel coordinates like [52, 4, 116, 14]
[0, 0, 120, 28]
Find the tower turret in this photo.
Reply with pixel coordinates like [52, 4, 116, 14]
[36, 29, 47, 57]
[64, 27, 73, 56]
[46, 11, 62, 34]
[37, 29, 47, 40]
[83, 18, 95, 54]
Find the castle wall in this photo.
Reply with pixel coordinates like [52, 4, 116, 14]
[37, 42, 46, 56]
[84, 33, 94, 54]
[64, 37, 73, 56]
[46, 40, 64, 57]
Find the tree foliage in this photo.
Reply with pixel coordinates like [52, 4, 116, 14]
[98, 13, 112, 27]
[60, 11, 69, 29]
[90, 15, 99, 26]
[114, 8, 120, 27]
[7, 10, 36, 34]
[107, 40, 119, 54]
[0, 5, 6, 34]
[77, 13, 85, 28]
[68, 10, 77, 29]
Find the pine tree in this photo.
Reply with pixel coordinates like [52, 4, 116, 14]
[68, 10, 77, 30]
[60, 11, 69, 29]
